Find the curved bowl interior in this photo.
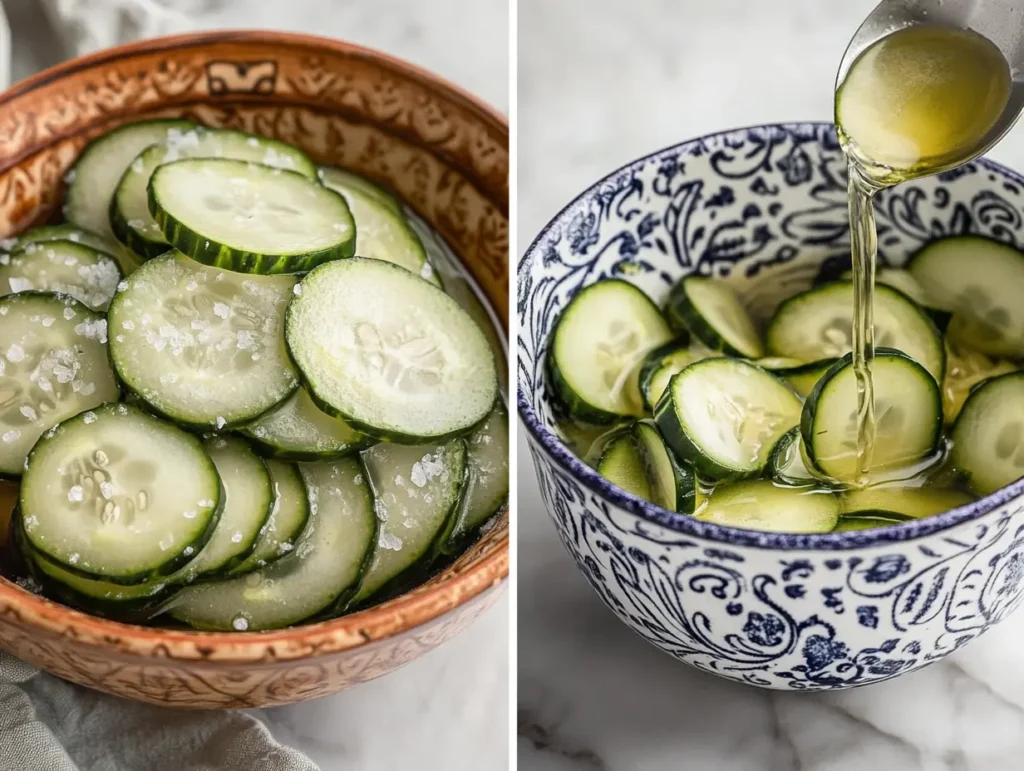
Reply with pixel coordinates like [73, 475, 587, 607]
[518, 122, 1024, 689]
[0, 31, 508, 708]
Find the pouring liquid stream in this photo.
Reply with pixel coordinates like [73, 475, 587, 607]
[835, 24, 1011, 485]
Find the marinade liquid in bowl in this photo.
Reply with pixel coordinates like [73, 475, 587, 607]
[547, 25, 1024, 533]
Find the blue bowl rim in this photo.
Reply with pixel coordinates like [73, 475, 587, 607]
[517, 120, 1024, 552]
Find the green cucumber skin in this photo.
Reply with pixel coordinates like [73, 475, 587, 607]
[304, 379, 493, 444]
[227, 461, 311, 576]
[653, 382, 747, 482]
[638, 341, 689, 412]
[653, 361, 791, 482]
[664, 279, 755, 358]
[239, 426, 376, 462]
[109, 192, 169, 260]
[148, 169, 356, 275]
[635, 419, 698, 514]
[349, 441, 469, 612]
[13, 509, 174, 619]
[547, 347, 622, 425]
[799, 348, 942, 479]
[114, 373, 298, 434]
[546, 280, 666, 424]
[21, 405, 226, 586]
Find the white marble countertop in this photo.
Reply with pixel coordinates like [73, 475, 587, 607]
[518, 1, 1024, 768]
[3, 2, 508, 770]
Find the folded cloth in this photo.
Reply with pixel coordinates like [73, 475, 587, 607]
[0, 652, 320, 771]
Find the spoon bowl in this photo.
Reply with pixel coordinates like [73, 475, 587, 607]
[837, 0, 1024, 178]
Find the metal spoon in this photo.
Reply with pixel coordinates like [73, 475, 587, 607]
[836, 0, 1024, 173]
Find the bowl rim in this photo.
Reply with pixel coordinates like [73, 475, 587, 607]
[0, 30, 509, 658]
[518, 119, 1024, 552]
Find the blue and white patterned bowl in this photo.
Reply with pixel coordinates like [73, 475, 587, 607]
[517, 122, 1024, 690]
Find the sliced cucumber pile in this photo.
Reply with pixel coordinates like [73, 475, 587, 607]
[549, 280, 672, 423]
[319, 165, 437, 285]
[665, 276, 764, 358]
[909, 235, 1024, 357]
[549, 242, 1002, 535]
[150, 158, 355, 274]
[801, 350, 941, 484]
[0, 119, 507, 630]
[108, 252, 299, 429]
[0, 293, 121, 477]
[1, 240, 122, 311]
[655, 358, 801, 481]
[170, 458, 377, 631]
[355, 439, 467, 602]
[112, 127, 317, 259]
[286, 258, 497, 442]
[952, 372, 1024, 495]
[766, 281, 945, 382]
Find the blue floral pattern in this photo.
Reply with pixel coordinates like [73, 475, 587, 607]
[518, 123, 1024, 690]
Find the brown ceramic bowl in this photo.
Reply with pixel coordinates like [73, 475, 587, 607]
[0, 31, 508, 708]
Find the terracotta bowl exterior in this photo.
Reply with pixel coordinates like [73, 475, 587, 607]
[0, 31, 508, 709]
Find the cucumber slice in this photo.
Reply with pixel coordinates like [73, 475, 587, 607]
[239, 388, 371, 461]
[170, 458, 376, 630]
[593, 426, 650, 500]
[634, 420, 697, 513]
[942, 340, 1016, 424]
[0, 293, 121, 478]
[664, 276, 763, 358]
[12, 224, 139, 275]
[21, 403, 222, 584]
[695, 480, 840, 533]
[835, 513, 910, 531]
[840, 486, 972, 518]
[766, 281, 946, 382]
[448, 403, 509, 546]
[112, 128, 316, 259]
[355, 439, 467, 602]
[654, 358, 802, 481]
[150, 159, 355, 274]
[2, 241, 122, 311]
[755, 357, 837, 398]
[228, 459, 310, 575]
[65, 119, 196, 243]
[549, 280, 672, 423]
[318, 166, 402, 214]
[14, 510, 173, 617]
[638, 342, 710, 411]
[909, 235, 1024, 357]
[286, 257, 496, 442]
[318, 165, 436, 285]
[176, 436, 272, 580]
[767, 427, 818, 486]
[838, 267, 953, 332]
[108, 252, 299, 429]
[801, 350, 942, 484]
[952, 372, 1024, 495]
